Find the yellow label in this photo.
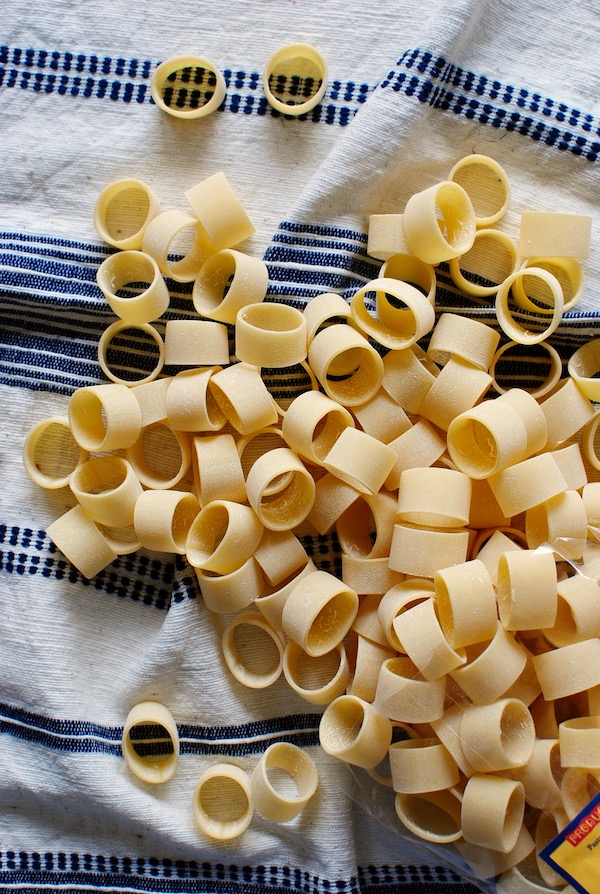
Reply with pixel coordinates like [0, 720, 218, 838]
[540, 792, 600, 893]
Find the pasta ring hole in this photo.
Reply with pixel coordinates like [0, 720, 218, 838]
[499, 701, 535, 766]
[310, 411, 352, 461]
[394, 790, 462, 841]
[160, 63, 219, 113]
[127, 423, 190, 488]
[293, 646, 344, 692]
[196, 773, 250, 823]
[268, 55, 323, 108]
[490, 340, 563, 397]
[29, 420, 83, 483]
[433, 183, 475, 250]
[127, 721, 175, 762]
[101, 324, 163, 385]
[104, 185, 152, 244]
[73, 455, 128, 496]
[258, 470, 314, 527]
[307, 592, 357, 656]
[452, 231, 516, 291]
[230, 620, 283, 679]
[449, 160, 509, 223]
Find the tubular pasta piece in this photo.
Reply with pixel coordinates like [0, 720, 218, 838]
[397, 466, 472, 528]
[519, 211, 592, 259]
[561, 766, 600, 821]
[418, 356, 492, 431]
[384, 419, 447, 491]
[151, 55, 226, 120]
[69, 455, 142, 528]
[347, 633, 396, 702]
[166, 367, 225, 432]
[96, 250, 170, 324]
[583, 411, 600, 473]
[468, 478, 512, 530]
[336, 491, 398, 559]
[254, 559, 317, 632]
[69, 383, 142, 452]
[389, 523, 470, 578]
[490, 339, 562, 399]
[185, 171, 255, 248]
[352, 594, 392, 648]
[350, 278, 436, 351]
[222, 611, 285, 689]
[319, 694, 392, 769]
[209, 362, 279, 435]
[541, 376, 596, 451]
[449, 622, 528, 705]
[457, 825, 535, 881]
[192, 763, 253, 840]
[164, 320, 229, 367]
[448, 154, 511, 227]
[391, 597, 466, 681]
[507, 737, 564, 812]
[545, 574, 600, 647]
[434, 559, 497, 649]
[186, 500, 263, 574]
[517, 255, 585, 314]
[394, 788, 463, 844]
[378, 578, 435, 651]
[461, 775, 525, 854]
[430, 703, 476, 778]
[389, 737, 460, 794]
[341, 554, 404, 596]
[382, 346, 438, 415]
[308, 323, 383, 405]
[245, 447, 315, 530]
[142, 209, 215, 282]
[262, 43, 327, 116]
[496, 549, 558, 632]
[121, 701, 179, 784]
[498, 646, 542, 708]
[23, 416, 87, 489]
[235, 303, 307, 369]
[94, 178, 161, 250]
[367, 214, 410, 260]
[98, 320, 165, 386]
[534, 812, 571, 889]
[195, 557, 265, 614]
[471, 529, 525, 584]
[192, 433, 247, 506]
[126, 422, 191, 489]
[532, 638, 600, 700]
[427, 312, 501, 370]
[250, 742, 318, 822]
[495, 267, 564, 346]
[134, 489, 199, 554]
[460, 699, 535, 773]
[449, 228, 518, 297]
[403, 180, 476, 264]
[98, 523, 142, 557]
[254, 529, 308, 587]
[525, 490, 587, 560]
[283, 639, 351, 706]
[488, 453, 568, 518]
[305, 471, 360, 535]
[374, 656, 446, 724]
[46, 504, 118, 579]
[351, 388, 412, 445]
[379, 252, 436, 305]
[192, 248, 267, 324]
[281, 390, 355, 466]
[559, 716, 600, 769]
[302, 292, 356, 344]
[549, 443, 588, 492]
[282, 569, 358, 657]
[322, 427, 397, 495]
[583, 482, 600, 528]
[130, 376, 172, 426]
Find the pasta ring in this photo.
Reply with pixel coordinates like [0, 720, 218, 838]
[151, 54, 226, 119]
[263, 43, 327, 116]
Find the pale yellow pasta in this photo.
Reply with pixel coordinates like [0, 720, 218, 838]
[166, 367, 226, 432]
[389, 523, 470, 578]
[254, 559, 317, 632]
[130, 376, 172, 426]
[449, 228, 519, 298]
[336, 490, 398, 559]
[350, 277, 436, 350]
[281, 569, 358, 657]
[548, 443, 588, 492]
[544, 574, 600, 647]
[532, 638, 600, 700]
[525, 489, 588, 560]
[367, 214, 410, 260]
[507, 738, 564, 812]
[457, 825, 535, 881]
[253, 529, 308, 587]
[347, 634, 396, 702]
[308, 323, 383, 405]
[468, 478, 512, 530]
[306, 471, 360, 535]
[472, 529, 524, 585]
[540, 376, 595, 450]
[133, 489, 200, 554]
[126, 422, 191, 489]
[561, 766, 600, 820]
[374, 656, 446, 724]
[222, 611, 285, 689]
[192, 433, 247, 506]
[142, 208, 216, 283]
[488, 453, 568, 518]
[519, 211, 592, 259]
[46, 504, 119, 579]
[583, 482, 600, 529]
[379, 252, 437, 305]
[517, 255, 585, 314]
[192, 249, 268, 325]
[323, 426, 398, 495]
[97, 523, 142, 558]
[461, 775, 525, 854]
[192, 763, 253, 840]
[496, 549, 558, 631]
[351, 388, 412, 444]
[69, 382, 143, 452]
[460, 698, 535, 773]
[490, 339, 563, 399]
[262, 42, 327, 116]
[394, 789, 463, 844]
[377, 578, 434, 651]
[534, 812, 571, 889]
[209, 362, 279, 435]
[151, 55, 226, 120]
[559, 716, 600, 768]
[186, 499, 263, 574]
[341, 554, 405, 596]
[94, 178, 161, 250]
[503, 648, 542, 708]
[449, 622, 528, 705]
[250, 742, 319, 822]
[121, 701, 180, 784]
[184, 171, 255, 248]
[235, 303, 308, 368]
[245, 446, 315, 530]
[495, 267, 564, 345]
[351, 593, 392, 647]
[22, 416, 87, 489]
[283, 639, 351, 706]
[319, 693, 393, 769]
[382, 345, 438, 415]
[448, 153, 511, 227]
[430, 703, 476, 778]
[98, 319, 165, 386]
[403, 180, 476, 264]
[582, 410, 600, 473]
[389, 737, 460, 795]
[427, 312, 501, 370]
[302, 292, 356, 344]
[164, 319, 229, 367]
[397, 466, 472, 528]
[384, 419, 447, 491]
[434, 559, 498, 649]
[96, 249, 170, 324]
[418, 356, 493, 431]
[195, 557, 265, 614]
[69, 455, 143, 528]
[391, 597, 467, 681]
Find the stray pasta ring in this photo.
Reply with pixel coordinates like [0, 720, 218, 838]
[98, 320, 165, 386]
[250, 742, 319, 822]
[263, 43, 327, 117]
[282, 569, 358, 657]
[495, 267, 564, 345]
[133, 488, 200, 554]
[350, 278, 436, 351]
[94, 178, 161, 250]
[121, 701, 180, 784]
[96, 250, 170, 324]
[46, 504, 119, 579]
[448, 228, 519, 297]
[125, 423, 192, 489]
[490, 339, 562, 399]
[308, 323, 384, 406]
[185, 171, 256, 249]
[69, 383, 142, 452]
[222, 611, 285, 689]
[448, 154, 511, 227]
[319, 693, 393, 769]
[193, 763, 253, 840]
[283, 639, 351, 705]
[151, 54, 226, 119]
[22, 416, 88, 489]
[403, 180, 476, 264]
[394, 788, 463, 845]
[568, 338, 600, 402]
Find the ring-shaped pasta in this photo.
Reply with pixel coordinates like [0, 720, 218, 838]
[281, 389, 355, 466]
[403, 180, 476, 264]
[142, 209, 215, 282]
[373, 656, 446, 724]
[559, 716, 600, 768]
[302, 292, 356, 344]
[427, 312, 501, 370]
[222, 611, 285, 689]
[282, 569, 358, 657]
[164, 320, 230, 367]
[125, 422, 191, 489]
[254, 559, 317, 632]
[262, 43, 327, 117]
[461, 775, 525, 854]
[46, 505, 119, 580]
[448, 154, 511, 227]
[394, 789, 463, 845]
[235, 302, 308, 368]
[133, 489, 200, 554]
[245, 446, 315, 531]
[308, 323, 383, 405]
[22, 416, 88, 489]
[322, 427, 397, 496]
[209, 362, 280, 436]
[250, 742, 319, 823]
[519, 211, 592, 259]
[192, 248, 268, 325]
[541, 376, 595, 451]
[568, 338, 600, 402]
[254, 529, 308, 587]
[459, 698, 535, 773]
[347, 634, 396, 702]
[379, 253, 436, 305]
[185, 171, 256, 249]
[517, 256, 584, 314]
[166, 367, 226, 432]
[195, 557, 265, 614]
[96, 250, 170, 324]
[448, 228, 518, 297]
[192, 763, 253, 840]
[336, 490, 398, 560]
[367, 214, 410, 261]
[69, 382, 142, 452]
[129, 376, 172, 427]
[396, 466, 472, 528]
[94, 178, 161, 250]
[98, 320, 165, 386]
[283, 639, 351, 706]
[532, 638, 600, 701]
[434, 559, 498, 649]
[319, 694, 392, 769]
[449, 621, 528, 705]
[495, 267, 564, 345]
[69, 455, 143, 528]
[377, 578, 435, 652]
[186, 499, 263, 575]
[490, 339, 563, 399]
[121, 701, 180, 784]
[496, 548, 558, 632]
[151, 54, 226, 119]
[388, 737, 460, 794]
[350, 278, 436, 351]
